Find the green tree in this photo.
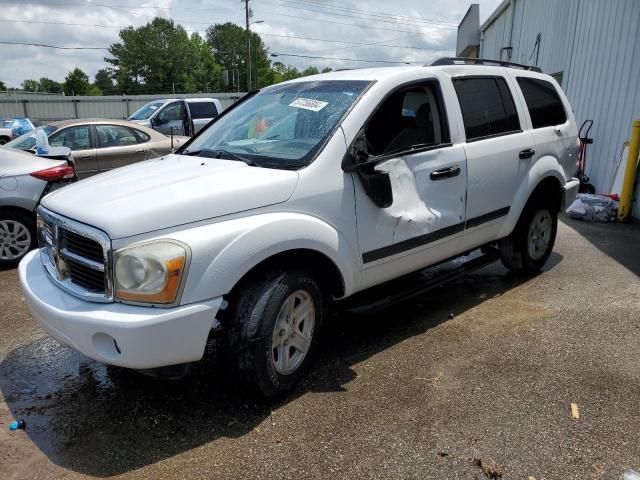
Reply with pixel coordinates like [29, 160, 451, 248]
[0, 80, 7, 91]
[206, 22, 270, 91]
[38, 77, 62, 93]
[321, 67, 332, 73]
[301, 66, 320, 77]
[107, 17, 219, 94]
[22, 79, 40, 92]
[64, 68, 91, 95]
[93, 69, 115, 95]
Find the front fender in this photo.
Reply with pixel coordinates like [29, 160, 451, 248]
[497, 155, 566, 238]
[175, 212, 358, 305]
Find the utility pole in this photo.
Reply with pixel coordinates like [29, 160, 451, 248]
[244, 0, 251, 91]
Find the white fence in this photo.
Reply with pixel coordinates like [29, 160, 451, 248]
[0, 92, 246, 121]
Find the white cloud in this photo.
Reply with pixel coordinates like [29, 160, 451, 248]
[0, 0, 502, 88]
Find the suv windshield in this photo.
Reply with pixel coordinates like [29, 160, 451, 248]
[183, 80, 371, 168]
[129, 101, 165, 120]
[5, 125, 58, 150]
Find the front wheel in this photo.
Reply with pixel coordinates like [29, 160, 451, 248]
[226, 269, 323, 398]
[499, 198, 557, 274]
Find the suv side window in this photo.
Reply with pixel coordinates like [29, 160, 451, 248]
[158, 102, 184, 123]
[516, 77, 567, 128]
[453, 77, 520, 141]
[366, 81, 449, 156]
[48, 125, 92, 150]
[188, 101, 218, 119]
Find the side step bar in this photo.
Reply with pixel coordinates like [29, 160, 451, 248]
[337, 247, 500, 315]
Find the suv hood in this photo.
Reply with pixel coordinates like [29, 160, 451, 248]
[41, 153, 299, 239]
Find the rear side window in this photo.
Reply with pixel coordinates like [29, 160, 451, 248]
[516, 77, 567, 128]
[453, 77, 520, 141]
[95, 125, 143, 147]
[188, 101, 218, 119]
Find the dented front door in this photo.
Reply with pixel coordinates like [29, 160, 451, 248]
[353, 145, 467, 289]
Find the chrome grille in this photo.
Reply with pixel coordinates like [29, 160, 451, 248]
[37, 207, 113, 302]
[61, 230, 104, 263]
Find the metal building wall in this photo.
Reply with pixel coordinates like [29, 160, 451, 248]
[481, 0, 640, 202]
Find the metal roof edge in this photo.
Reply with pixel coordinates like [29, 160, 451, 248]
[479, 0, 511, 32]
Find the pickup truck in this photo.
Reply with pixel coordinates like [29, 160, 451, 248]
[19, 58, 580, 397]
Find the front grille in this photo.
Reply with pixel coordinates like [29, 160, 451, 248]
[38, 207, 112, 302]
[61, 230, 104, 263]
[65, 257, 105, 292]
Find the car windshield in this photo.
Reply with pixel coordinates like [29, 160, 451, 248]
[183, 80, 371, 169]
[129, 101, 165, 120]
[5, 125, 58, 150]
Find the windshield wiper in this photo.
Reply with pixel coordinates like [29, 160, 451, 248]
[183, 148, 258, 166]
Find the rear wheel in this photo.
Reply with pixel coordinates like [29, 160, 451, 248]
[499, 196, 557, 274]
[0, 211, 37, 268]
[226, 268, 323, 398]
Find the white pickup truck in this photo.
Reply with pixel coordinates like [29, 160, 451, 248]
[19, 58, 580, 397]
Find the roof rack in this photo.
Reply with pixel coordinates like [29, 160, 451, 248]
[429, 57, 542, 73]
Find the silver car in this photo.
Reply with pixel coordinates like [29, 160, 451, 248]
[128, 98, 223, 136]
[0, 147, 75, 267]
[6, 119, 188, 179]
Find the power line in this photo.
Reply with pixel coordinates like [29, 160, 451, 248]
[272, 0, 458, 30]
[0, 19, 452, 53]
[274, 0, 459, 27]
[270, 52, 417, 64]
[255, 10, 456, 36]
[0, 41, 106, 50]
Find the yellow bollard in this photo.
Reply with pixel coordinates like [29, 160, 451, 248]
[618, 120, 640, 221]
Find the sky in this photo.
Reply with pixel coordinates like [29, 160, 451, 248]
[0, 0, 503, 89]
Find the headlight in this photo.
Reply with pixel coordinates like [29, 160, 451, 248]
[114, 241, 189, 306]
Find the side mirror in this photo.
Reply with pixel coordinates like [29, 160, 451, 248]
[342, 129, 393, 208]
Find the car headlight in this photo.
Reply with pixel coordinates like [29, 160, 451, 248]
[114, 240, 189, 306]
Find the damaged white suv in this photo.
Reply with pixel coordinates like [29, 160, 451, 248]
[19, 59, 580, 397]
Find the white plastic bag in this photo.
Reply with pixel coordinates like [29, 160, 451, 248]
[565, 193, 618, 222]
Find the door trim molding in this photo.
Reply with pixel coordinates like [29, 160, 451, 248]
[361, 206, 510, 264]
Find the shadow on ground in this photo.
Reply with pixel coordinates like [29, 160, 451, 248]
[0, 253, 562, 477]
[562, 216, 640, 277]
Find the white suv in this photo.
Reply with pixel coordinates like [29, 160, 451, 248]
[19, 59, 580, 397]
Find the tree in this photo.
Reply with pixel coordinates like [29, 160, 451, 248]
[0, 80, 6, 91]
[64, 68, 91, 95]
[206, 22, 269, 91]
[301, 66, 320, 77]
[106, 17, 219, 94]
[38, 77, 62, 93]
[321, 67, 332, 73]
[22, 79, 40, 92]
[93, 69, 116, 95]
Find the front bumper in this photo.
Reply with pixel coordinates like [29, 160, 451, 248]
[18, 250, 223, 369]
[562, 177, 580, 210]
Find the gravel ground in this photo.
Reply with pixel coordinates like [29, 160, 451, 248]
[1, 217, 639, 480]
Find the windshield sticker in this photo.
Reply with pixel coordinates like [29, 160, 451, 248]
[289, 98, 328, 112]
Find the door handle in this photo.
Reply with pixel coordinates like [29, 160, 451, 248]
[519, 148, 536, 159]
[80, 155, 93, 159]
[430, 166, 461, 181]
[136, 149, 145, 153]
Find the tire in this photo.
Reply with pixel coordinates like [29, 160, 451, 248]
[0, 210, 37, 269]
[226, 268, 324, 398]
[498, 196, 557, 274]
[0, 137, 9, 146]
